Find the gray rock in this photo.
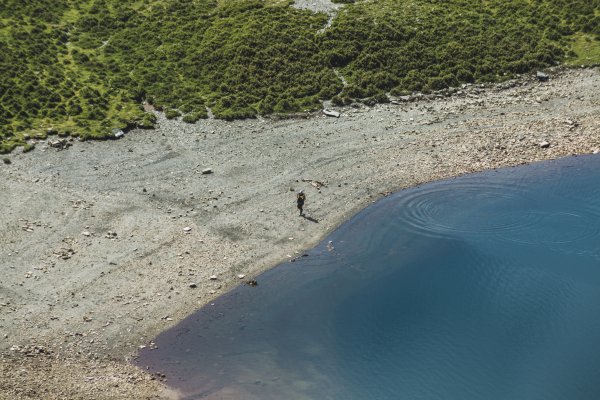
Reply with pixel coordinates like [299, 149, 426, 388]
[536, 71, 549, 82]
[323, 109, 340, 118]
[202, 168, 213, 175]
[49, 139, 70, 149]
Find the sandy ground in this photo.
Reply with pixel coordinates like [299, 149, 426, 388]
[1, 67, 599, 399]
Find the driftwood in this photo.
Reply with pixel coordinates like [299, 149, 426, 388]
[301, 178, 327, 189]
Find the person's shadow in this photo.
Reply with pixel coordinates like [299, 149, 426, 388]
[301, 214, 319, 223]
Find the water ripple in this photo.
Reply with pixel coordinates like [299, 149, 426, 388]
[389, 178, 600, 246]
[391, 180, 543, 239]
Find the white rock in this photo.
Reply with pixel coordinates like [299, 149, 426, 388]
[323, 109, 340, 118]
[112, 129, 125, 138]
[237, 274, 246, 279]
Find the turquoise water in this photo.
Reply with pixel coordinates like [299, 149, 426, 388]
[137, 155, 600, 400]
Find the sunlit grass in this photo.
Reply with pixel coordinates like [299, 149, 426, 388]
[566, 33, 600, 66]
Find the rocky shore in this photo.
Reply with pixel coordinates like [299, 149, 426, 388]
[1, 67, 599, 399]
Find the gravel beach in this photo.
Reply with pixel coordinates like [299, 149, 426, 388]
[1, 67, 599, 399]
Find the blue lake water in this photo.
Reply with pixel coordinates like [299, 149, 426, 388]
[137, 155, 600, 400]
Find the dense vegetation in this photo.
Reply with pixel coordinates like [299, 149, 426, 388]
[1, 0, 599, 153]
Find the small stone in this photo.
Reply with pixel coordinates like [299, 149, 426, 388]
[82, 231, 91, 236]
[189, 283, 197, 288]
[538, 140, 550, 148]
[183, 227, 192, 233]
[237, 274, 246, 279]
[201, 168, 213, 175]
[209, 275, 218, 280]
[112, 129, 125, 138]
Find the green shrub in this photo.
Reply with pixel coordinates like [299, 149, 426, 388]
[182, 111, 207, 123]
[330, 95, 344, 106]
[0, 0, 598, 153]
[164, 109, 181, 119]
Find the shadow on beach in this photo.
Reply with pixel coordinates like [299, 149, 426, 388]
[302, 214, 319, 223]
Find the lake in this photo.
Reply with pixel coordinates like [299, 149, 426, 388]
[137, 154, 600, 400]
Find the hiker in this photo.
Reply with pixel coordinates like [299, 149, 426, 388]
[296, 189, 306, 216]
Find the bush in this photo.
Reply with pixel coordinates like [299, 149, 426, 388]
[164, 109, 181, 119]
[182, 111, 206, 123]
[137, 113, 156, 128]
[22, 143, 35, 153]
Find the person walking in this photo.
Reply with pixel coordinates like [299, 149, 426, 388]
[296, 189, 306, 216]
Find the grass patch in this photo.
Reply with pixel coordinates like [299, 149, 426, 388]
[566, 33, 600, 65]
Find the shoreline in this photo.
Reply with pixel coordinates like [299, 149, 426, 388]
[1, 67, 599, 399]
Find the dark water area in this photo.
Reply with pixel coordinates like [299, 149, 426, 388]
[137, 155, 600, 400]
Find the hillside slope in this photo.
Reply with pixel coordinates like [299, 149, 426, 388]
[1, 0, 598, 152]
